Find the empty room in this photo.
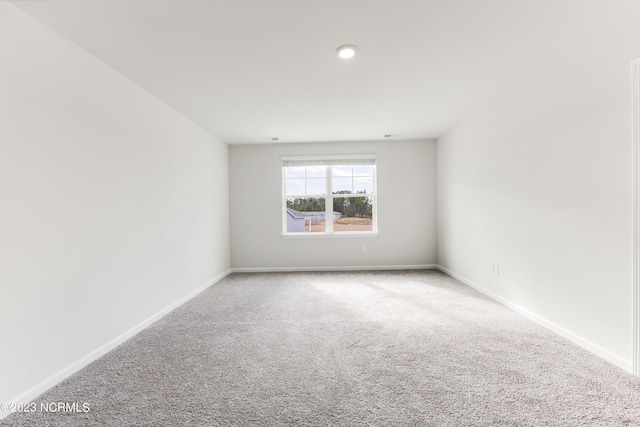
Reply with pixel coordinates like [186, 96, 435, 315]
[2, 0, 640, 425]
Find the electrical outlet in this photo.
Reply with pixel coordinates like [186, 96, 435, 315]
[490, 262, 500, 276]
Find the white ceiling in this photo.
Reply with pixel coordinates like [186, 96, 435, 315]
[10, 0, 639, 144]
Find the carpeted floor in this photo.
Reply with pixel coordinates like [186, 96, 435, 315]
[3, 270, 640, 426]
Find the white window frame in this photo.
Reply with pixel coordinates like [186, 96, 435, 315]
[282, 154, 378, 238]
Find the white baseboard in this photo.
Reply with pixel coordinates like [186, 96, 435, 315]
[436, 265, 632, 373]
[231, 264, 438, 273]
[8, 264, 625, 422]
[0, 269, 232, 421]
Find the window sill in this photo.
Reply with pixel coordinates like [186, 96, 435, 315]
[282, 231, 378, 239]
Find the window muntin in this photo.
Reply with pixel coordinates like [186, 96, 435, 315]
[285, 166, 326, 196]
[282, 156, 376, 236]
[332, 165, 374, 193]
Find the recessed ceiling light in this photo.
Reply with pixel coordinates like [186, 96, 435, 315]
[336, 44, 358, 59]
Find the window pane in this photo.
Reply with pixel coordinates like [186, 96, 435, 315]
[285, 179, 305, 196]
[305, 166, 325, 178]
[284, 166, 326, 196]
[306, 178, 326, 195]
[285, 198, 326, 233]
[352, 165, 374, 176]
[332, 177, 352, 193]
[332, 165, 352, 177]
[285, 166, 305, 179]
[332, 196, 373, 232]
[283, 161, 375, 235]
[353, 177, 374, 193]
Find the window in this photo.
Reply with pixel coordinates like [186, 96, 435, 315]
[282, 155, 377, 236]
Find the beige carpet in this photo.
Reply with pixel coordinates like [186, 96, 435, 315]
[3, 270, 640, 426]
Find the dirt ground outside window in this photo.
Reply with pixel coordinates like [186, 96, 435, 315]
[309, 218, 372, 232]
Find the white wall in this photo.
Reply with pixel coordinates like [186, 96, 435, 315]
[437, 36, 640, 369]
[0, 3, 230, 406]
[230, 140, 436, 270]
